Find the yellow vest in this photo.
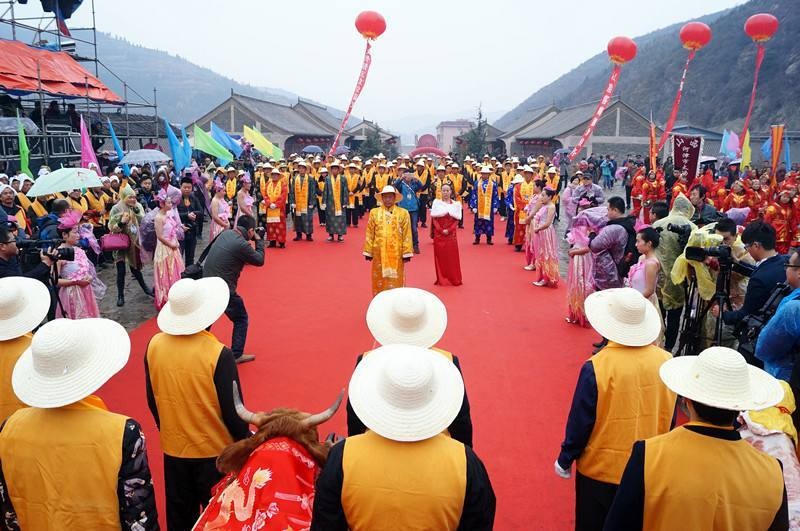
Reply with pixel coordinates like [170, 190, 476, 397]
[0, 398, 126, 530]
[0, 334, 31, 422]
[576, 342, 676, 484]
[146, 330, 232, 458]
[342, 431, 466, 530]
[643, 423, 784, 530]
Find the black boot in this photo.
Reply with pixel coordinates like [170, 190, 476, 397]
[473, 236, 480, 245]
[115, 261, 125, 306]
[487, 236, 493, 245]
[131, 266, 154, 297]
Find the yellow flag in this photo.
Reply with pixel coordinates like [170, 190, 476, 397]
[741, 129, 751, 169]
[243, 125, 283, 159]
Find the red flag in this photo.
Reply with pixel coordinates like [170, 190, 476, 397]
[771, 124, 785, 176]
[649, 116, 658, 169]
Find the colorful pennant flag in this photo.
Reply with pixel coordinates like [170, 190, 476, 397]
[770, 124, 785, 176]
[649, 115, 658, 169]
[760, 136, 772, 161]
[16, 111, 32, 178]
[741, 130, 752, 169]
[785, 138, 792, 171]
[80, 115, 100, 171]
[54, 1, 71, 37]
[192, 125, 233, 166]
[243, 125, 283, 160]
[165, 119, 187, 172]
[181, 127, 193, 167]
[107, 119, 130, 177]
[210, 122, 243, 158]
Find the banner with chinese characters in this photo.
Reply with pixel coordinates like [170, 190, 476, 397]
[670, 134, 703, 177]
[568, 65, 621, 161]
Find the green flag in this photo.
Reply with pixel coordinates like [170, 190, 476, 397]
[192, 125, 233, 164]
[17, 111, 32, 178]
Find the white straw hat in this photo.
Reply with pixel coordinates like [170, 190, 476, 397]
[348, 344, 464, 442]
[0, 277, 50, 341]
[584, 288, 661, 346]
[367, 288, 447, 348]
[511, 175, 525, 184]
[660, 347, 784, 411]
[376, 185, 402, 201]
[12, 318, 130, 408]
[157, 277, 230, 335]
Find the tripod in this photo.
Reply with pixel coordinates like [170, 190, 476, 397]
[676, 261, 733, 357]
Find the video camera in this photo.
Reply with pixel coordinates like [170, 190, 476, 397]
[16, 239, 74, 268]
[685, 245, 732, 263]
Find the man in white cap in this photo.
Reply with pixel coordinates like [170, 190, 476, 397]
[323, 160, 349, 242]
[145, 277, 250, 529]
[555, 287, 676, 530]
[605, 347, 788, 530]
[289, 161, 317, 241]
[0, 318, 158, 529]
[0, 277, 49, 421]
[468, 166, 499, 245]
[346, 287, 473, 446]
[363, 186, 413, 296]
[312, 345, 495, 530]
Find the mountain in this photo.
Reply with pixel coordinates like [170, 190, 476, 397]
[496, 0, 799, 133]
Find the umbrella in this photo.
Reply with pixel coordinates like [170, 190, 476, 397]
[26, 167, 102, 197]
[301, 145, 323, 154]
[334, 145, 351, 155]
[699, 155, 718, 163]
[121, 149, 170, 165]
[554, 148, 571, 155]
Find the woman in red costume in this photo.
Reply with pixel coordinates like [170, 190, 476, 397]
[764, 187, 798, 254]
[430, 183, 463, 286]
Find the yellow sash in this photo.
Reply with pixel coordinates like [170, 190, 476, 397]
[225, 178, 236, 200]
[347, 173, 359, 207]
[380, 207, 401, 279]
[477, 179, 494, 220]
[294, 175, 309, 215]
[332, 174, 343, 216]
[265, 180, 282, 223]
[375, 172, 390, 191]
[520, 180, 534, 202]
[28, 198, 48, 219]
[16, 192, 33, 214]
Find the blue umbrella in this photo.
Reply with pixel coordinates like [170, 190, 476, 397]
[334, 145, 351, 155]
[302, 145, 323, 154]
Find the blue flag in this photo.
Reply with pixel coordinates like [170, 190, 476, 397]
[181, 127, 193, 167]
[165, 119, 187, 172]
[760, 137, 772, 161]
[210, 122, 243, 158]
[107, 119, 130, 177]
[785, 138, 792, 170]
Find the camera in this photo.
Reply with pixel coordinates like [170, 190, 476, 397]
[667, 223, 692, 237]
[685, 245, 732, 263]
[255, 226, 266, 239]
[17, 239, 74, 264]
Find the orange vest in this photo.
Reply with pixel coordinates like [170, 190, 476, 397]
[643, 423, 784, 530]
[146, 330, 232, 458]
[0, 334, 31, 421]
[576, 342, 676, 484]
[0, 398, 126, 530]
[342, 431, 466, 530]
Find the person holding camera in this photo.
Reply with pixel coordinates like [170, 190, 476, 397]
[756, 249, 800, 383]
[202, 215, 265, 364]
[0, 224, 54, 283]
[711, 221, 786, 333]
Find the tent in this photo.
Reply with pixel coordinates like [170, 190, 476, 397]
[0, 40, 123, 104]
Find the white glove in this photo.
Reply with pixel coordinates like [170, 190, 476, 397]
[554, 459, 571, 479]
[472, 208, 477, 214]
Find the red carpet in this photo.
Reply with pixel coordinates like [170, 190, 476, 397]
[99, 215, 597, 529]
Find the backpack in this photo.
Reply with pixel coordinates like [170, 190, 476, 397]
[613, 218, 639, 279]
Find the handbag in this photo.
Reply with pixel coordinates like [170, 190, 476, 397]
[100, 232, 130, 251]
[182, 233, 222, 280]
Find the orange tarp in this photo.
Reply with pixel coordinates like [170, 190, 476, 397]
[0, 40, 123, 103]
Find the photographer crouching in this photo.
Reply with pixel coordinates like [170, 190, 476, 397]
[202, 215, 265, 364]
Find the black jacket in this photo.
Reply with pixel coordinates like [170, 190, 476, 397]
[177, 194, 203, 232]
[202, 228, 265, 291]
[723, 254, 787, 326]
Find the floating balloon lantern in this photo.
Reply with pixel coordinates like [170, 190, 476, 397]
[739, 13, 779, 150]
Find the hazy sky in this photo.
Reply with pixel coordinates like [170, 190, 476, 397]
[13, 0, 747, 124]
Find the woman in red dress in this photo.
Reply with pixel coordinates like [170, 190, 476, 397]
[430, 183, 463, 286]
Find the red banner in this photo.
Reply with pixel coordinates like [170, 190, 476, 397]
[568, 65, 621, 161]
[771, 124, 785, 176]
[649, 119, 658, 169]
[657, 50, 695, 152]
[740, 44, 765, 150]
[670, 134, 704, 178]
[329, 41, 373, 156]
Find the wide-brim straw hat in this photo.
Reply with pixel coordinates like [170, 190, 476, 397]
[348, 344, 464, 442]
[0, 277, 50, 341]
[511, 175, 525, 184]
[12, 318, 130, 408]
[584, 287, 661, 347]
[157, 277, 230, 335]
[660, 346, 784, 411]
[367, 288, 447, 348]
[375, 185, 402, 201]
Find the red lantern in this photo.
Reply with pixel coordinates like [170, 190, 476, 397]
[355, 11, 386, 40]
[680, 22, 712, 51]
[607, 36, 637, 65]
[745, 13, 779, 43]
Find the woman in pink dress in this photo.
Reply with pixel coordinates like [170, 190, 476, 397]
[532, 187, 560, 287]
[153, 190, 184, 309]
[234, 174, 255, 226]
[209, 179, 230, 241]
[523, 179, 545, 271]
[565, 204, 601, 326]
[626, 226, 664, 342]
[55, 211, 105, 318]
[430, 183, 463, 286]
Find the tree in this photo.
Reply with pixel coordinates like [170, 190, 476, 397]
[460, 106, 488, 160]
[357, 124, 398, 159]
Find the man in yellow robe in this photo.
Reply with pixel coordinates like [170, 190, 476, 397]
[363, 186, 413, 296]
